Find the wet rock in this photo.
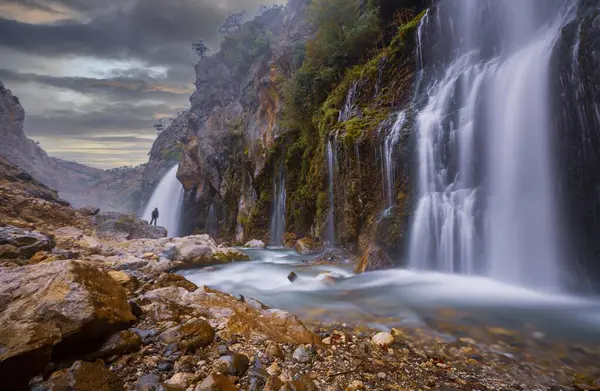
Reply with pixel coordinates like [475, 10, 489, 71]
[244, 239, 266, 248]
[355, 245, 394, 274]
[371, 332, 394, 347]
[158, 361, 174, 372]
[77, 206, 100, 216]
[293, 346, 311, 363]
[287, 271, 298, 283]
[0, 260, 136, 389]
[0, 225, 54, 258]
[161, 243, 177, 261]
[43, 360, 123, 391]
[294, 237, 324, 255]
[159, 318, 215, 350]
[265, 342, 284, 359]
[195, 373, 238, 391]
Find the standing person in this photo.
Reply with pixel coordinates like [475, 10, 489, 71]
[150, 208, 159, 226]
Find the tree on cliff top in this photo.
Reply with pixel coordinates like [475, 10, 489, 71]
[219, 11, 246, 35]
[192, 40, 210, 57]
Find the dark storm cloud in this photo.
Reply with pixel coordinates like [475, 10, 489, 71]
[0, 68, 192, 100]
[25, 102, 171, 137]
[0, 0, 283, 65]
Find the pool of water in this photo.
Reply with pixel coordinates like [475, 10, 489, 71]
[180, 248, 600, 342]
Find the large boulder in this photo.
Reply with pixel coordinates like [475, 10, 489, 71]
[244, 239, 266, 249]
[294, 237, 324, 255]
[354, 245, 395, 274]
[141, 286, 320, 346]
[54, 226, 102, 255]
[173, 235, 249, 267]
[94, 212, 167, 241]
[78, 206, 100, 216]
[0, 260, 136, 389]
[0, 225, 54, 258]
[42, 360, 123, 391]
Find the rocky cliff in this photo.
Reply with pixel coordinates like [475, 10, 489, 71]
[142, 0, 428, 260]
[0, 81, 144, 212]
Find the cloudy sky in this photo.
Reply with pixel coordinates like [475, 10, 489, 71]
[0, 0, 282, 168]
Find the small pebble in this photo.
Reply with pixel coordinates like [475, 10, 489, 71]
[377, 372, 387, 380]
[345, 380, 365, 391]
[293, 346, 311, 363]
[157, 361, 173, 372]
[372, 332, 394, 347]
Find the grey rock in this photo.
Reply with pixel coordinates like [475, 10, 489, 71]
[292, 346, 311, 363]
[0, 225, 54, 258]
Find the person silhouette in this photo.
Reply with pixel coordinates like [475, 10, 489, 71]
[150, 208, 159, 226]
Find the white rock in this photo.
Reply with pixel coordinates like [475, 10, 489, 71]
[244, 239, 266, 249]
[371, 332, 394, 347]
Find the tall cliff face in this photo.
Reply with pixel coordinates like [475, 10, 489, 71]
[553, 2, 600, 291]
[142, 0, 427, 255]
[0, 81, 144, 212]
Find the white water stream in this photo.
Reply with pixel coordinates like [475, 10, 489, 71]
[143, 165, 185, 238]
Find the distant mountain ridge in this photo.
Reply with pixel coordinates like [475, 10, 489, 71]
[0, 80, 144, 212]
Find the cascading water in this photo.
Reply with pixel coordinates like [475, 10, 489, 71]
[207, 203, 218, 238]
[270, 160, 287, 246]
[409, 0, 577, 291]
[326, 140, 336, 245]
[143, 165, 185, 238]
[382, 111, 407, 210]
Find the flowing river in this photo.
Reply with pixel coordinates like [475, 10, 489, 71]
[181, 248, 600, 343]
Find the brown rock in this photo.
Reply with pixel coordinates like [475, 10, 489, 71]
[354, 245, 394, 274]
[43, 360, 123, 391]
[289, 375, 318, 391]
[195, 373, 238, 391]
[0, 244, 20, 259]
[0, 260, 136, 390]
[214, 353, 249, 376]
[159, 318, 215, 350]
[155, 273, 198, 292]
[265, 342, 284, 359]
[294, 237, 324, 255]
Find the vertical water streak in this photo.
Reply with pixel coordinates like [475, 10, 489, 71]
[143, 165, 185, 238]
[270, 160, 287, 246]
[383, 111, 407, 209]
[409, 0, 575, 290]
[326, 140, 336, 245]
[207, 203, 218, 238]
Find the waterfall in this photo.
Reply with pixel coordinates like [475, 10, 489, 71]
[143, 165, 185, 238]
[338, 82, 358, 122]
[326, 139, 336, 245]
[207, 203, 218, 238]
[382, 111, 407, 210]
[270, 161, 287, 246]
[409, 0, 576, 290]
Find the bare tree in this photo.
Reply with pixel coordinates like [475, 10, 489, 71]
[192, 40, 210, 57]
[154, 119, 166, 135]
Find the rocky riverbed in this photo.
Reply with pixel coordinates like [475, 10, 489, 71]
[1, 157, 600, 391]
